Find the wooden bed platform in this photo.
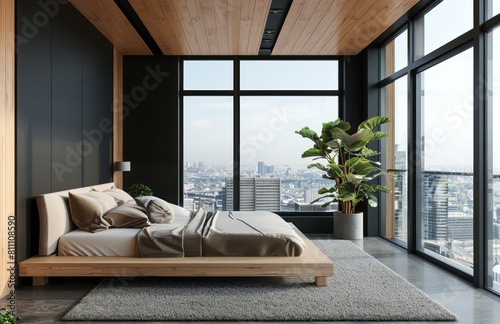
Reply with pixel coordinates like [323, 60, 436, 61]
[19, 235, 333, 286]
[19, 182, 333, 287]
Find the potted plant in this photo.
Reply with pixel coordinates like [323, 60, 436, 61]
[127, 184, 154, 198]
[295, 116, 391, 239]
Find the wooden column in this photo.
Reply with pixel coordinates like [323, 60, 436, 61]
[384, 40, 396, 239]
[0, 0, 15, 298]
[113, 49, 124, 189]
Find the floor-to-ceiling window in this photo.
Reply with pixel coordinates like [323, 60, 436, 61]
[487, 24, 500, 294]
[380, 29, 409, 245]
[377, 0, 500, 293]
[381, 75, 408, 244]
[182, 59, 340, 213]
[418, 48, 474, 274]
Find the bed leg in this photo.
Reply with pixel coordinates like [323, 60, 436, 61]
[315, 276, 328, 286]
[33, 277, 48, 286]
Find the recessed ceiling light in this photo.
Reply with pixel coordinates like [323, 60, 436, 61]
[270, 9, 283, 14]
[264, 29, 276, 34]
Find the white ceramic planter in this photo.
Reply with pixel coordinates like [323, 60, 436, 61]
[334, 211, 363, 240]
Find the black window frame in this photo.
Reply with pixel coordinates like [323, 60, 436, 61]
[180, 56, 343, 217]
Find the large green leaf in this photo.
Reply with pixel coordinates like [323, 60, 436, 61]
[367, 194, 378, 207]
[340, 181, 355, 193]
[307, 163, 327, 171]
[358, 116, 390, 130]
[326, 162, 344, 177]
[358, 147, 379, 157]
[327, 128, 374, 152]
[337, 192, 356, 201]
[321, 119, 348, 142]
[318, 187, 336, 194]
[372, 131, 388, 141]
[301, 148, 324, 158]
[350, 159, 377, 176]
[295, 127, 319, 141]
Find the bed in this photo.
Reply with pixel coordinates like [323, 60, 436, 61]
[19, 183, 334, 286]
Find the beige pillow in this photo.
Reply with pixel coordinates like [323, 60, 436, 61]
[99, 187, 135, 205]
[135, 196, 191, 220]
[103, 202, 150, 228]
[68, 191, 118, 232]
[146, 199, 175, 224]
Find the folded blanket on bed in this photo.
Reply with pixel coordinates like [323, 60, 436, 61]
[137, 209, 306, 257]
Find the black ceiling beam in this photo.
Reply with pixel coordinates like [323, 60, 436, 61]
[114, 0, 163, 55]
[259, 0, 293, 55]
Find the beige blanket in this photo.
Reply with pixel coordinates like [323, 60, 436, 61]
[137, 209, 306, 257]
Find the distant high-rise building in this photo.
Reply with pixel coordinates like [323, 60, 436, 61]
[224, 177, 281, 211]
[183, 198, 195, 212]
[304, 189, 322, 204]
[424, 173, 449, 240]
[447, 212, 473, 240]
[294, 201, 338, 212]
[258, 162, 265, 175]
[394, 147, 408, 241]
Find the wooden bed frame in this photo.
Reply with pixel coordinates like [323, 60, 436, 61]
[18, 183, 333, 286]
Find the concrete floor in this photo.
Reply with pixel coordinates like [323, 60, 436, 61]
[3, 236, 500, 323]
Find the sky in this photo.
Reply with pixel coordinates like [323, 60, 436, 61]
[183, 61, 339, 167]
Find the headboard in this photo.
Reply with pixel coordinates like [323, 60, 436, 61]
[36, 182, 115, 256]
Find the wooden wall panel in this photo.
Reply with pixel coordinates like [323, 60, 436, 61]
[0, 0, 15, 299]
[384, 41, 396, 239]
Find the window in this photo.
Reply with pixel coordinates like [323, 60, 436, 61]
[182, 59, 340, 213]
[381, 76, 408, 243]
[240, 60, 338, 90]
[487, 1, 500, 19]
[239, 96, 338, 211]
[487, 27, 500, 294]
[381, 30, 408, 79]
[183, 61, 233, 90]
[183, 97, 233, 212]
[417, 48, 474, 274]
[415, 0, 472, 58]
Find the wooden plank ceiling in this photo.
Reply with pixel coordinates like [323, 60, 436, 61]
[71, 0, 419, 56]
[70, 0, 152, 55]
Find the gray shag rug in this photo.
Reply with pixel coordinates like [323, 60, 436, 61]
[64, 240, 458, 321]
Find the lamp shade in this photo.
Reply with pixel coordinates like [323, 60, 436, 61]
[115, 161, 131, 172]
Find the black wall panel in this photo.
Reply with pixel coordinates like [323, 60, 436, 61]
[16, 0, 53, 262]
[123, 56, 180, 204]
[51, 4, 83, 191]
[16, 0, 113, 264]
[81, 22, 114, 186]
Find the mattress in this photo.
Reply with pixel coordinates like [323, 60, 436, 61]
[58, 228, 141, 256]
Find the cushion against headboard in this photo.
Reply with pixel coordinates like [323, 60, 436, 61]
[36, 182, 115, 256]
